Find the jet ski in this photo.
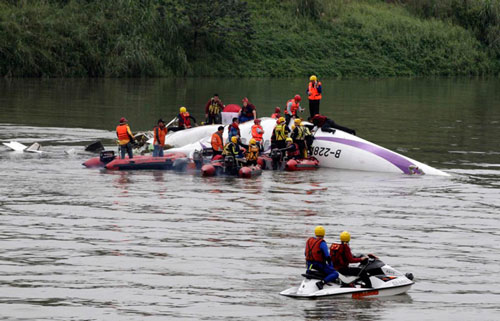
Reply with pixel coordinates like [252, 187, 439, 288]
[280, 258, 414, 299]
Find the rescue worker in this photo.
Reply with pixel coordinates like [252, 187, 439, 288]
[245, 138, 260, 166]
[153, 119, 168, 157]
[223, 136, 244, 159]
[305, 226, 339, 290]
[271, 117, 289, 150]
[251, 118, 264, 151]
[311, 114, 356, 136]
[116, 117, 135, 159]
[205, 94, 224, 124]
[304, 124, 315, 156]
[285, 94, 303, 126]
[178, 107, 197, 130]
[238, 97, 257, 123]
[291, 119, 308, 158]
[330, 231, 376, 288]
[271, 107, 281, 119]
[307, 75, 322, 118]
[228, 117, 240, 141]
[211, 126, 224, 158]
[283, 137, 301, 160]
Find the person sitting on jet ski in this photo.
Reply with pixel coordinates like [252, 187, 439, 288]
[305, 226, 339, 290]
[311, 114, 356, 136]
[330, 231, 377, 288]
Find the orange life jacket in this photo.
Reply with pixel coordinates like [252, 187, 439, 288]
[116, 124, 133, 145]
[271, 113, 280, 119]
[153, 126, 168, 146]
[285, 99, 299, 116]
[308, 81, 322, 100]
[251, 124, 264, 141]
[211, 131, 223, 152]
[305, 237, 325, 262]
[180, 112, 192, 128]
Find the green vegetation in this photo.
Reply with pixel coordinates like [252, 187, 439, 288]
[0, 0, 498, 77]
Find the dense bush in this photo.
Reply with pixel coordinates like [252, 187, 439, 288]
[0, 0, 497, 77]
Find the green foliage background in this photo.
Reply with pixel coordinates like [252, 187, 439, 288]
[0, 0, 498, 77]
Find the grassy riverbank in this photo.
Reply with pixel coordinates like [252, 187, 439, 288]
[0, 0, 498, 77]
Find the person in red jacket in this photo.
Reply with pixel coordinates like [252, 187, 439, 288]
[330, 231, 376, 288]
[270, 107, 281, 119]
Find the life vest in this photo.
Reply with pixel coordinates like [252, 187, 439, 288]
[179, 112, 192, 128]
[295, 125, 306, 140]
[211, 131, 224, 152]
[274, 123, 287, 141]
[246, 144, 259, 161]
[251, 124, 264, 141]
[312, 114, 327, 127]
[287, 143, 300, 157]
[223, 142, 238, 156]
[153, 126, 168, 146]
[271, 113, 280, 119]
[116, 124, 133, 145]
[285, 99, 300, 116]
[305, 237, 325, 262]
[308, 81, 322, 100]
[330, 243, 346, 270]
[208, 99, 222, 114]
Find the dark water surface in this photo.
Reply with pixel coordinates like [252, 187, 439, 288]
[0, 78, 499, 320]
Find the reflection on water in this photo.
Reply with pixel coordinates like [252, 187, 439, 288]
[0, 79, 499, 320]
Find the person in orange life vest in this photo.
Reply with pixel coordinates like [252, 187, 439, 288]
[283, 137, 301, 160]
[178, 106, 197, 130]
[305, 226, 339, 290]
[311, 114, 356, 136]
[238, 97, 257, 123]
[307, 75, 322, 118]
[330, 231, 377, 288]
[211, 126, 225, 158]
[205, 94, 224, 124]
[116, 117, 135, 159]
[228, 117, 241, 141]
[271, 107, 281, 119]
[153, 119, 168, 157]
[251, 118, 264, 151]
[285, 94, 303, 126]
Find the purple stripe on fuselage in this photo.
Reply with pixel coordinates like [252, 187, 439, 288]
[314, 136, 414, 174]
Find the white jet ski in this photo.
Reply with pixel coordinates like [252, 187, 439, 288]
[280, 258, 414, 299]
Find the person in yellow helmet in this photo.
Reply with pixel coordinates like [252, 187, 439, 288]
[307, 75, 322, 118]
[245, 138, 260, 166]
[177, 106, 197, 130]
[305, 226, 339, 290]
[291, 118, 307, 158]
[222, 135, 243, 159]
[329, 231, 377, 288]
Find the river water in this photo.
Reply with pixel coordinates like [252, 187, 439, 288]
[0, 78, 499, 320]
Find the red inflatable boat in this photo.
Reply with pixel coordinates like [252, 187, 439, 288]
[285, 157, 320, 171]
[105, 152, 186, 170]
[238, 165, 262, 178]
